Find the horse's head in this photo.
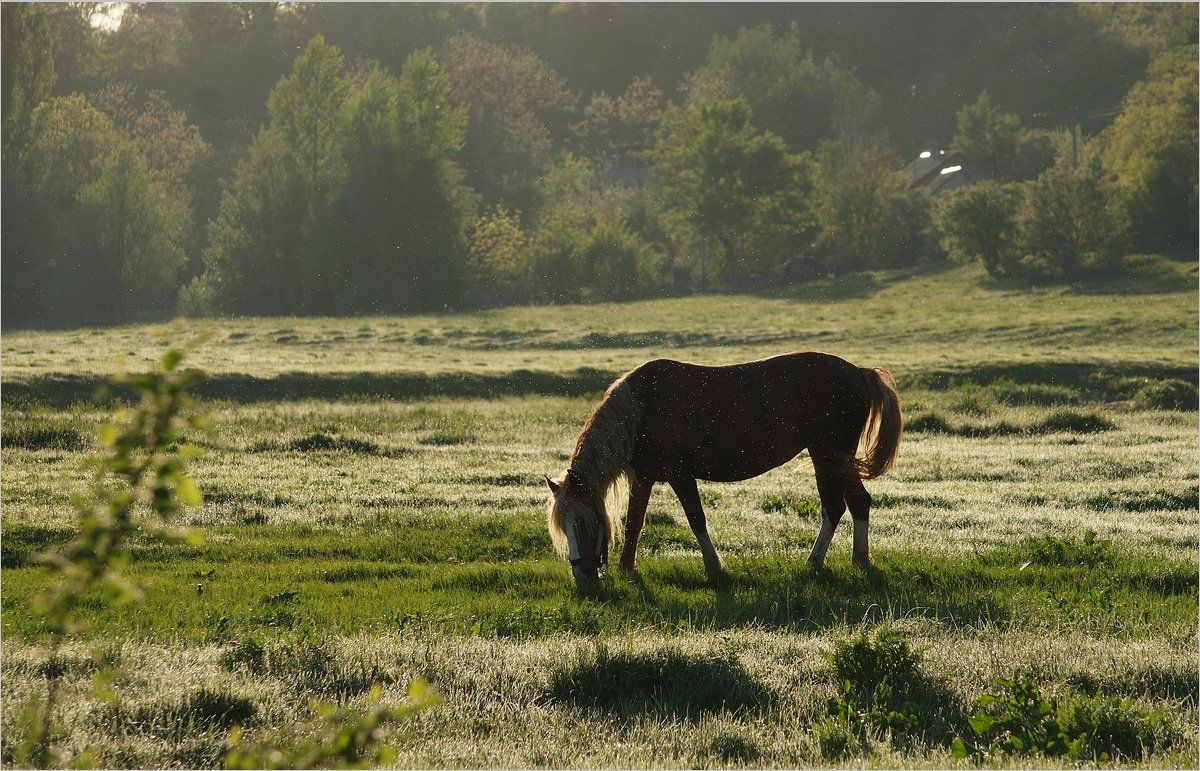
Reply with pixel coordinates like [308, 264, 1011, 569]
[545, 471, 609, 584]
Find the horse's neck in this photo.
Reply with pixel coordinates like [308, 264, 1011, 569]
[570, 383, 639, 491]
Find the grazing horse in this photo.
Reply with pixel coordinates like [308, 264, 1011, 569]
[545, 352, 902, 583]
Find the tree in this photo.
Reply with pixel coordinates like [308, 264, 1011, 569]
[189, 36, 350, 315]
[336, 50, 473, 312]
[3, 94, 189, 326]
[813, 141, 940, 275]
[467, 207, 527, 304]
[1101, 46, 1198, 253]
[4, 95, 118, 326]
[936, 181, 1024, 277]
[653, 98, 816, 287]
[438, 33, 576, 207]
[1017, 157, 1129, 277]
[953, 91, 1020, 179]
[2, 4, 56, 160]
[572, 76, 663, 169]
[685, 24, 881, 153]
[92, 85, 213, 275]
[188, 39, 475, 316]
[79, 143, 188, 322]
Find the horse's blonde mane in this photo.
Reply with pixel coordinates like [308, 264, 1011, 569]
[547, 374, 643, 557]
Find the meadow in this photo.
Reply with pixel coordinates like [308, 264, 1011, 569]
[2, 260, 1197, 768]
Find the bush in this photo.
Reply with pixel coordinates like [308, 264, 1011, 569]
[1020, 530, 1114, 568]
[826, 627, 923, 695]
[815, 142, 940, 274]
[1133, 379, 1198, 410]
[1016, 157, 1130, 278]
[817, 629, 925, 755]
[953, 675, 1174, 761]
[575, 219, 651, 300]
[936, 181, 1023, 277]
[466, 206, 528, 304]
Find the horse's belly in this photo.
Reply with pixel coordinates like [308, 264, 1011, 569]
[635, 432, 803, 482]
[691, 443, 803, 482]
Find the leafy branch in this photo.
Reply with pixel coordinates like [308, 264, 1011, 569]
[18, 341, 209, 767]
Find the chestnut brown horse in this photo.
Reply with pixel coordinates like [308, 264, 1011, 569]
[545, 352, 902, 583]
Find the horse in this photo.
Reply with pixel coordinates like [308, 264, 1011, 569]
[544, 352, 902, 584]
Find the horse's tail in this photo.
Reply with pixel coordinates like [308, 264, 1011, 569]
[856, 367, 903, 480]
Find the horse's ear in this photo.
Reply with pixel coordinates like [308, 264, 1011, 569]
[544, 475, 560, 493]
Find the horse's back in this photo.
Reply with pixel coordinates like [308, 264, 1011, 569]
[625, 352, 872, 482]
[629, 352, 865, 400]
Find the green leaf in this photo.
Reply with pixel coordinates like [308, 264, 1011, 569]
[968, 713, 995, 734]
[99, 423, 118, 447]
[177, 476, 203, 506]
[950, 738, 970, 758]
[178, 443, 206, 459]
[161, 349, 184, 371]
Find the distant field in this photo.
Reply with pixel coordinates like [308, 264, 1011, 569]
[2, 262, 1197, 768]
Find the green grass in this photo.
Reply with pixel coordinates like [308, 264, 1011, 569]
[2, 262, 1196, 768]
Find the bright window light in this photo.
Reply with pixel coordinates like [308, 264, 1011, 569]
[919, 151, 932, 159]
[940, 165, 962, 175]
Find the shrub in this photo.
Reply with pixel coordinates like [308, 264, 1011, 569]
[1133, 379, 1198, 410]
[953, 675, 1174, 761]
[826, 627, 923, 696]
[1016, 157, 1130, 278]
[948, 382, 998, 416]
[936, 181, 1023, 277]
[817, 629, 924, 754]
[905, 413, 952, 433]
[13, 343, 208, 767]
[1021, 530, 1114, 568]
[224, 681, 439, 770]
[575, 218, 651, 300]
[815, 141, 940, 274]
[466, 206, 528, 304]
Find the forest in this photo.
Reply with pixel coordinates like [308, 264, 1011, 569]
[2, 2, 1196, 326]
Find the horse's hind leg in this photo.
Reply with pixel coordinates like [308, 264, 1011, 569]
[808, 471, 847, 568]
[619, 476, 654, 571]
[845, 479, 873, 568]
[670, 477, 725, 578]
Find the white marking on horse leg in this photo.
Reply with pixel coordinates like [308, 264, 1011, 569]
[808, 516, 836, 566]
[852, 518, 872, 567]
[697, 532, 723, 570]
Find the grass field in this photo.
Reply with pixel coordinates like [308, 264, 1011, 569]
[2, 261, 1197, 768]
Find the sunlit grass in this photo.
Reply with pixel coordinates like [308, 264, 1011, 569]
[2, 262, 1196, 767]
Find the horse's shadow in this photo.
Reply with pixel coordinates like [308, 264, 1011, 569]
[587, 557, 1010, 632]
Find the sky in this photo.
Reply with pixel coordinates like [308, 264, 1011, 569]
[90, 2, 126, 32]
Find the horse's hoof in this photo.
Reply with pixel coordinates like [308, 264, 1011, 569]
[852, 556, 876, 569]
[807, 557, 827, 570]
[617, 561, 637, 573]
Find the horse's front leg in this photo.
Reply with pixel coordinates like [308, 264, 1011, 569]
[619, 476, 654, 571]
[670, 477, 725, 578]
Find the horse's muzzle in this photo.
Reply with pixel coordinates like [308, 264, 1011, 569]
[571, 556, 600, 584]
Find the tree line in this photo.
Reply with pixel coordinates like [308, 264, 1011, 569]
[2, 3, 1195, 326]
